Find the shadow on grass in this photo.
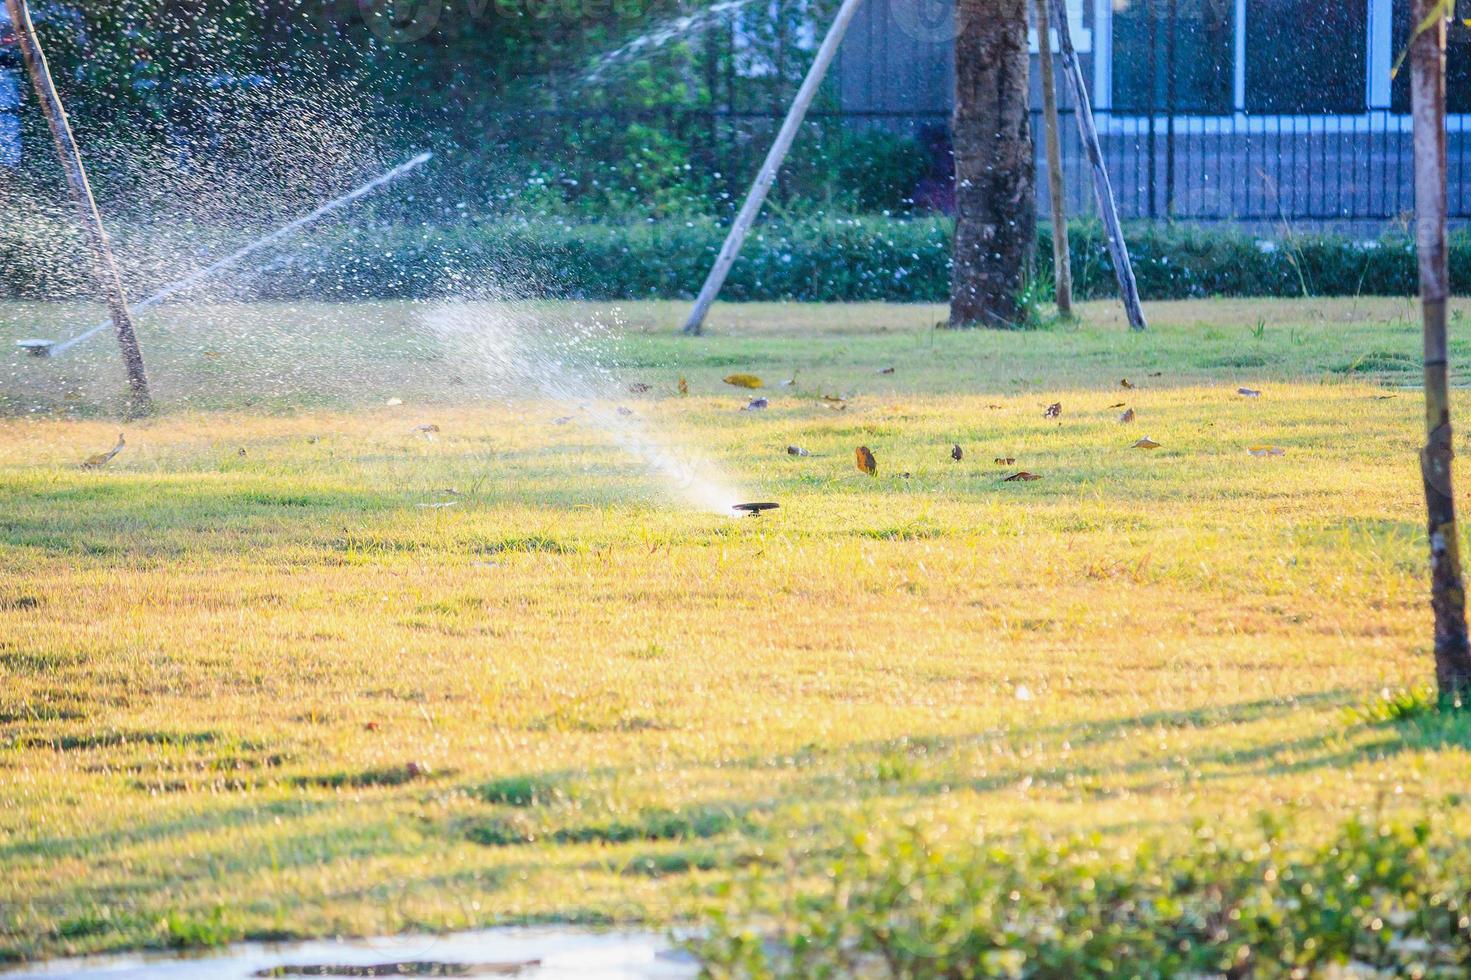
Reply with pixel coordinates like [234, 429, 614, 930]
[11, 688, 1471, 961]
[0, 798, 330, 863]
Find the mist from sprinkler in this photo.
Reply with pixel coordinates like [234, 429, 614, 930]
[5, 20, 771, 516]
[423, 299, 749, 516]
[19, 151, 433, 360]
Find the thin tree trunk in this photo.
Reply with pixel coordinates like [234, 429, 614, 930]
[5, 0, 151, 413]
[1410, 0, 1471, 705]
[1033, 0, 1072, 317]
[1049, 0, 1147, 331]
[949, 0, 1034, 328]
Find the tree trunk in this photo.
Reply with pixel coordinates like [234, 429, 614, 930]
[1049, 0, 1146, 330]
[1033, 0, 1072, 317]
[1410, 0, 1471, 706]
[950, 0, 1034, 328]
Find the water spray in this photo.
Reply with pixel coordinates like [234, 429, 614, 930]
[6, 0, 150, 410]
[422, 301, 752, 515]
[18, 151, 433, 358]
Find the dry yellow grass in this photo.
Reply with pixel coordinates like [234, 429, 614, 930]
[2, 297, 1470, 962]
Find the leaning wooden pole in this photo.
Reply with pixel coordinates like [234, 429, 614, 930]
[5, 0, 151, 411]
[1410, 0, 1471, 705]
[1048, 0, 1146, 330]
[1034, 0, 1073, 317]
[681, 0, 866, 336]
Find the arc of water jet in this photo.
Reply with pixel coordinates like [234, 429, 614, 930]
[40, 151, 433, 358]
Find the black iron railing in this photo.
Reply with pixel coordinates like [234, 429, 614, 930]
[7, 101, 1467, 225]
[445, 106, 1470, 224]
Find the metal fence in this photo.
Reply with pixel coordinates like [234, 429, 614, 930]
[1031, 109, 1471, 224]
[9, 100, 1469, 226]
[767, 108, 1471, 223]
[464, 106, 1471, 224]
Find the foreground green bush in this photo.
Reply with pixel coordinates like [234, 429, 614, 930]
[5, 217, 1469, 303]
[693, 815, 1471, 978]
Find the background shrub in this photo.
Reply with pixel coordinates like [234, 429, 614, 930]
[4, 218, 1464, 304]
[692, 814, 1471, 978]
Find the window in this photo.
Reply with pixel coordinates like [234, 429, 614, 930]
[1110, 0, 1234, 113]
[1244, 0, 1366, 113]
[1029, 0, 1094, 54]
[1391, 0, 1471, 113]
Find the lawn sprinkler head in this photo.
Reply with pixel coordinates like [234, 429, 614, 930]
[16, 339, 57, 358]
[733, 502, 780, 517]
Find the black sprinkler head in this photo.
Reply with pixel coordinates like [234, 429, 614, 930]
[16, 339, 56, 358]
[733, 502, 779, 516]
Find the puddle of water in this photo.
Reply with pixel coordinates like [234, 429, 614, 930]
[1, 928, 696, 980]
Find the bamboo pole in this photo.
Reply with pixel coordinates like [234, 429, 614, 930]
[1033, 0, 1072, 317]
[4, 0, 151, 411]
[681, 0, 866, 336]
[1048, 0, 1146, 331]
[1410, 0, 1471, 705]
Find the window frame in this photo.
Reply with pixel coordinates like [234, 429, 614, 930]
[1093, 0, 1469, 127]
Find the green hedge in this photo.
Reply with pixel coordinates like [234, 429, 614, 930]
[5, 217, 1468, 303]
[693, 812, 1471, 977]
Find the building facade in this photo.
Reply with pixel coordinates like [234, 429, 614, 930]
[836, 0, 1471, 222]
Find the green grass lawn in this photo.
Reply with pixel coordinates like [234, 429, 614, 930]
[3, 296, 1471, 964]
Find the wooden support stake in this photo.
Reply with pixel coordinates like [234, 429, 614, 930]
[1034, 0, 1072, 317]
[5, 0, 151, 410]
[681, 0, 866, 336]
[1048, 0, 1146, 330]
[1410, 0, 1471, 704]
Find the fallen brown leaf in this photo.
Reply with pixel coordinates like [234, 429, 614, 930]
[855, 445, 877, 476]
